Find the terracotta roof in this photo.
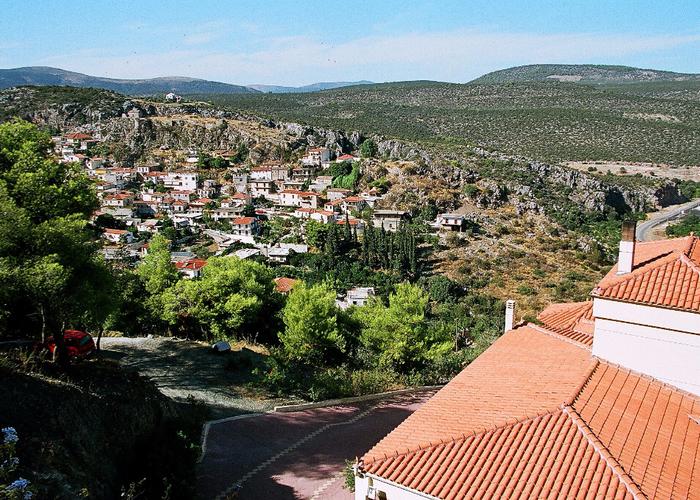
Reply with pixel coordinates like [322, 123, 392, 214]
[537, 301, 594, 347]
[175, 258, 207, 271]
[64, 132, 92, 140]
[363, 408, 636, 500]
[598, 236, 696, 287]
[573, 362, 700, 499]
[232, 217, 256, 225]
[103, 228, 128, 235]
[337, 154, 355, 161]
[593, 236, 700, 312]
[360, 325, 700, 499]
[274, 277, 298, 293]
[363, 326, 594, 464]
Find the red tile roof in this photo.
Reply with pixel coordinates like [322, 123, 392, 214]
[363, 326, 594, 464]
[359, 235, 700, 499]
[363, 408, 637, 500]
[64, 132, 93, 140]
[232, 217, 256, 225]
[537, 301, 594, 347]
[175, 258, 207, 271]
[274, 277, 298, 293]
[360, 325, 700, 499]
[593, 236, 700, 312]
[573, 363, 700, 499]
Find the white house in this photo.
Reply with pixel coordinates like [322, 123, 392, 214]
[590, 222, 700, 395]
[231, 217, 259, 237]
[301, 147, 331, 167]
[337, 287, 375, 309]
[163, 172, 198, 191]
[278, 190, 320, 209]
[438, 213, 466, 231]
[102, 228, 133, 244]
[175, 258, 207, 279]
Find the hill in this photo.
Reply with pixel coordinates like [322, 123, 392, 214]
[194, 79, 700, 165]
[0, 66, 258, 95]
[247, 80, 374, 93]
[470, 64, 700, 85]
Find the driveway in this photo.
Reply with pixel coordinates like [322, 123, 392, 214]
[197, 389, 437, 500]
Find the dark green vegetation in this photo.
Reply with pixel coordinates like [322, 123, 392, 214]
[195, 79, 700, 165]
[666, 213, 700, 237]
[470, 64, 700, 85]
[0, 66, 256, 95]
[0, 119, 113, 350]
[0, 351, 206, 499]
[0, 119, 207, 498]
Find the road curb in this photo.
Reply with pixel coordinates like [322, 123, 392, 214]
[272, 385, 442, 412]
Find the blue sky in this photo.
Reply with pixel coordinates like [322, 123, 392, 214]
[1, 0, 699, 85]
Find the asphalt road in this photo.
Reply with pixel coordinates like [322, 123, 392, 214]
[197, 389, 437, 500]
[636, 199, 700, 241]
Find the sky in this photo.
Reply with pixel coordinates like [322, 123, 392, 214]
[1, 0, 699, 86]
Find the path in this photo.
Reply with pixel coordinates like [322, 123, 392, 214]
[197, 389, 437, 500]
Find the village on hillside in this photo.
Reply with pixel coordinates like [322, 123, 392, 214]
[55, 129, 469, 296]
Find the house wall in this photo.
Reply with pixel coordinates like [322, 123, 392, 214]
[355, 474, 429, 500]
[592, 298, 700, 396]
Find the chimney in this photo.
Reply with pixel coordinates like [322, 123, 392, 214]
[504, 300, 516, 332]
[616, 220, 637, 275]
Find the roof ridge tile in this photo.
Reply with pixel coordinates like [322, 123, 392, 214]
[562, 405, 645, 499]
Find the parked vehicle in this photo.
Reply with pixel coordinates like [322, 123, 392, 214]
[45, 330, 95, 359]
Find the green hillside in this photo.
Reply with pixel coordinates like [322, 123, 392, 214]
[470, 64, 700, 85]
[193, 80, 700, 165]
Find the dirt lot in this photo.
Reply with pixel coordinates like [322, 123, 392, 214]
[101, 337, 292, 419]
[566, 161, 700, 181]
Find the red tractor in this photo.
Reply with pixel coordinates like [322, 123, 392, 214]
[45, 330, 96, 359]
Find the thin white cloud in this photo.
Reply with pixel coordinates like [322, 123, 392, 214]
[35, 29, 700, 85]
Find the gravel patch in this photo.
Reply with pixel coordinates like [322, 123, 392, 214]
[100, 337, 293, 419]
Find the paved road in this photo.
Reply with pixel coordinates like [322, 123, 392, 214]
[636, 199, 700, 241]
[197, 389, 437, 500]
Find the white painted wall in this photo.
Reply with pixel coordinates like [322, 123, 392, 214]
[355, 474, 432, 500]
[593, 298, 700, 395]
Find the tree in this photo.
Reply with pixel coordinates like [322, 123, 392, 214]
[360, 139, 378, 158]
[161, 257, 277, 340]
[137, 234, 178, 297]
[0, 119, 110, 363]
[355, 282, 429, 372]
[279, 282, 350, 367]
[305, 220, 329, 249]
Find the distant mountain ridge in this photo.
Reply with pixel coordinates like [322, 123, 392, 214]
[0, 66, 258, 95]
[470, 64, 700, 85]
[0, 66, 374, 96]
[247, 81, 374, 93]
